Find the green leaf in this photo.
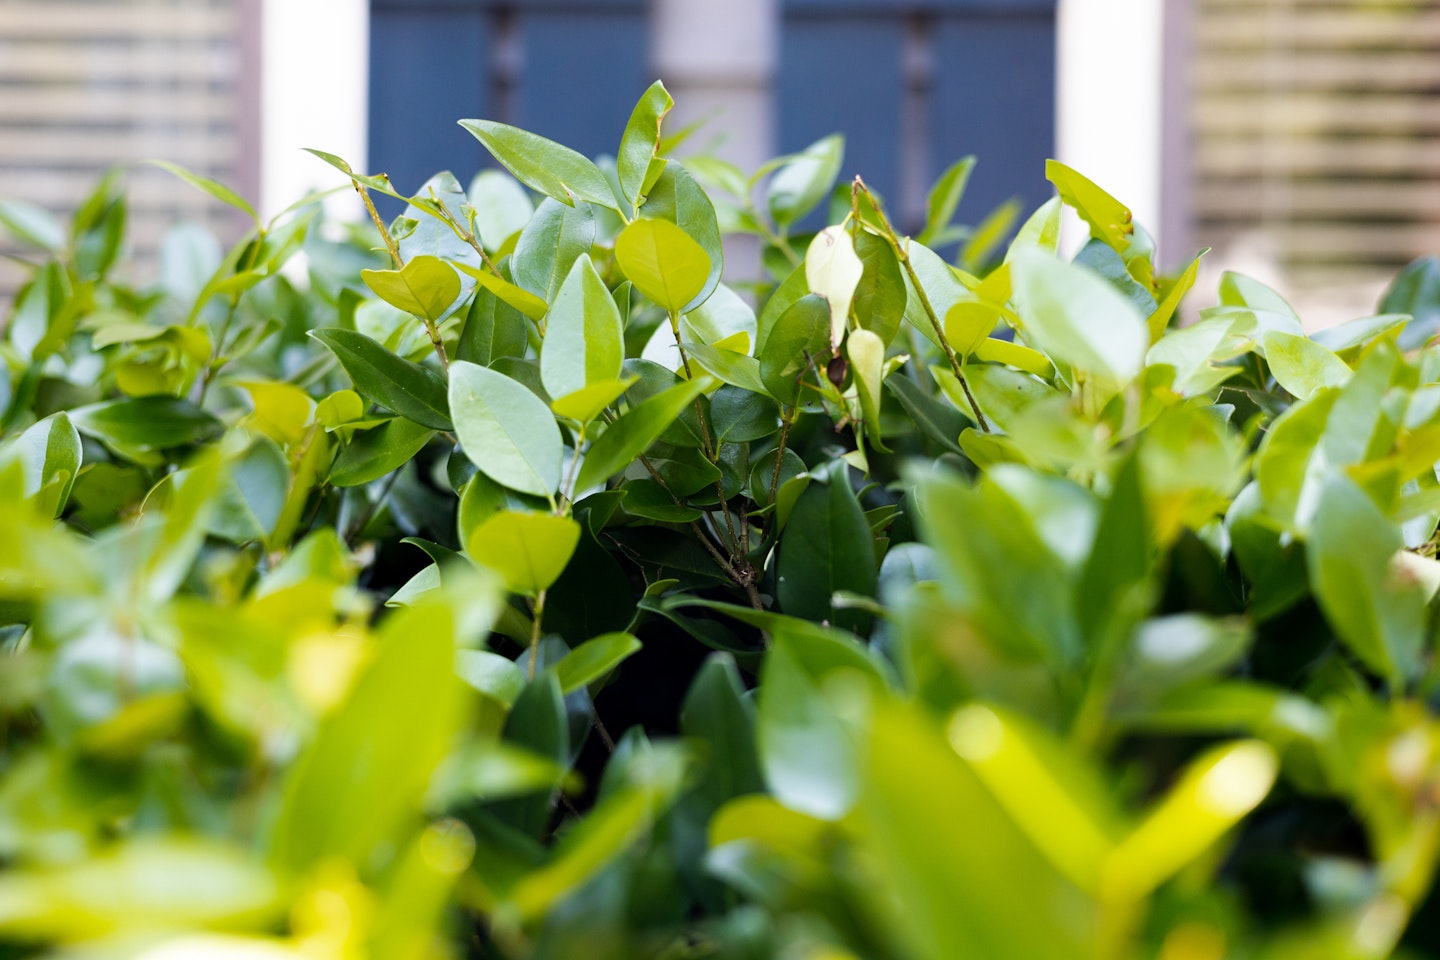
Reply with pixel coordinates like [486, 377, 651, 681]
[146, 159, 259, 226]
[776, 461, 877, 634]
[944, 300, 998, 357]
[541, 255, 625, 400]
[1007, 196, 1062, 257]
[637, 161, 724, 313]
[1261, 331, 1351, 401]
[449, 361, 564, 498]
[806, 226, 864, 347]
[919, 156, 976, 245]
[468, 169, 534, 253]
[1310, 313, 1410, 354]
[756, 261, 812, 355]
[400, 171, 480, 314]
[1009, 249, 1147, 396]
[309, 328, 452, 430]
[493, 671, 569, 836]
[902, 241, 968, 349]
[0, 838, 280, 941]
[960, 198, 1022, 271]
[681, 653, 764, 809]
[615, 218, 711, 314]
[937, 364, 1048, 433]
[946, 704, 1122, 894]
[210, 436, 290, 542]
[13, 412, 81, 518]
[855, 701, 1099, 960]
[505, 742, 686, 921]
[1074, 239, 1157, 316]
[759, 295, 830, 406]
[554, 632, 642, 693]
[766, 134, 843, 227]
[848, 327, 888, 449]
[458, 266, 530, 367]
[274, 601, 476, 873]
[911, 467, 1080, 668]
[682, 344, 769, 395]
[551, 377, 636, 426]
[1220, 271, 1298, 318]
[1147, 250, 1205, 341]
[513, 197, 596, 303]
[1045, 160, 1133, 252]
[361, 255, 461, 323]
[456, 649, 527, 707]
[709, 385, 780, 443]
[302, 147, 404, 197]
[1307, 474, 1428, 685]
[466, 510, 580, 594]
[885, 374, 966, 454]
[1379, 255, 1440, 350]
[617, 80, 674, 210]
[329, 418, 435, 487]
[433, 741, 572, 806]
[681, 282, 757, 352]
[574, 376, 713, 492]
[852, 230, 906, 346]
[452, 262, 549, 321]
[0, 199, 64, 251]
[459, 118, 618, 210]
[70, 397, 222, 452]
[756, 624, 881, 820]
[1103, 741, 1277, 902]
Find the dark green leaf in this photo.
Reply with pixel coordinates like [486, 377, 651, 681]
[310, 328, 452, 430]
[776, 462, 876, 634]
[329, 417, 435, 487]
[70, 397, 222, 452]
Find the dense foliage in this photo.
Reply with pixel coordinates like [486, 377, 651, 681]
[5, 80, 1440, 959]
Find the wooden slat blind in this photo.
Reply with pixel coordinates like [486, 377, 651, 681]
[0, 0, 251, 301]
[1192, 0, 1440, 294]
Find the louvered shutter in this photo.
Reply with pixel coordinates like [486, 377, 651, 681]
[0, 0, 255, 298]
[1191, 0, 1440, 297]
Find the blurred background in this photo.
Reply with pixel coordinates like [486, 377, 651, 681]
[1, 0, 1437, 328]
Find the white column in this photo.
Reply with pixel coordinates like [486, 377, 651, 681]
[653, 0, 778, 173]
[1056, 0, 1166, 259]
[260, 0, 370, 221]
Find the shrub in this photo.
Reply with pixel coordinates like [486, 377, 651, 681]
[3, 80, 1440, 959]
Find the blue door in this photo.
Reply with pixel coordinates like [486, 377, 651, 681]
[368, 0, 651, 198]
[779, 0, 1057, 233]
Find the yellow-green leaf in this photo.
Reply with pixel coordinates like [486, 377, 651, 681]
[615, 218, 711, 314]
[361, 255, 462, 323]
[453, 262, 548, 321]
[1102, 740, 1277, 902]
[466, 511, 580, 594]
[1045, 160, 1133, 252]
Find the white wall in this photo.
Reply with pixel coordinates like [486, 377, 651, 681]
[1055, 0, 1166, 258]
[260, 0, 369, 222]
